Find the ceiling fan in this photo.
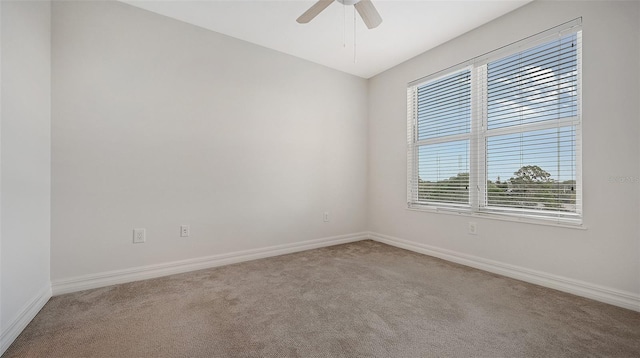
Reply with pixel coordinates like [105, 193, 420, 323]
[297, 0, 383, 29]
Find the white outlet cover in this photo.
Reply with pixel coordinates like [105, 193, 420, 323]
[468, 222, 477, 235]
[133, 228, 146, 243]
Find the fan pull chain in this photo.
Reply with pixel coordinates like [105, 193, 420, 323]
[343, 4, 346, 47]
[353, 6, 357, 63]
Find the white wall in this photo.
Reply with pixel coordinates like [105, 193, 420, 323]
[0, 0, 52, 353]
[368, 0, 640, 306]
[51, 1, 368, 282]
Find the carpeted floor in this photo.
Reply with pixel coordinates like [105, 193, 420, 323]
[3, 240, 640, 357]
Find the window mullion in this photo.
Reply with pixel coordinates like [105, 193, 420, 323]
[470, 64, 488, 211]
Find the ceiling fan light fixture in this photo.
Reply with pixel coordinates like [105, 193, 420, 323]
[296, 0, 382, 29]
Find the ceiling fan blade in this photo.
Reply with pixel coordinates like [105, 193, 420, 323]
[354, 0, 382, 29]
[296, 0, 335, 24]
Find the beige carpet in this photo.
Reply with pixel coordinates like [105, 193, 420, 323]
[4, 240, 640, 357]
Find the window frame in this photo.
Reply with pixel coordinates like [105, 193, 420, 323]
[407, 19, 583, 226]
[409, 67, 473, 209]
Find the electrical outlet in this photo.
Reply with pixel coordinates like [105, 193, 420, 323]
[323, 212, 329, 222]
[468, 222, 477, 235]
[133, 228, 146, 243]
[180, 225, 190, 237]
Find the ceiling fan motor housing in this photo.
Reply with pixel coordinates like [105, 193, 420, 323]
[297, 0, 381, 29]
[337, 0, 361, 6]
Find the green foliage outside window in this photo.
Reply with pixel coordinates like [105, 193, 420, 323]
[419, 165, 576, 211]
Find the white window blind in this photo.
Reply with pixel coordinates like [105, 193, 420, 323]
[410, 69, 471, 207]
[407, 19, 582, 225]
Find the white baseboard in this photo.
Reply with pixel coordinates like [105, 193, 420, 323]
[52, 232, 369, 296]
[369, 232, 640, 312]
[0, 284, 52, 356]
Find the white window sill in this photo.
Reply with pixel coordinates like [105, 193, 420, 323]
[407, 205, 586, 230]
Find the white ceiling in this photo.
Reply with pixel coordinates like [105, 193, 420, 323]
[121, 0, 531, 78]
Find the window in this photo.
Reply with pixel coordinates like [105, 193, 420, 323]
[407, 20, 582, 225]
